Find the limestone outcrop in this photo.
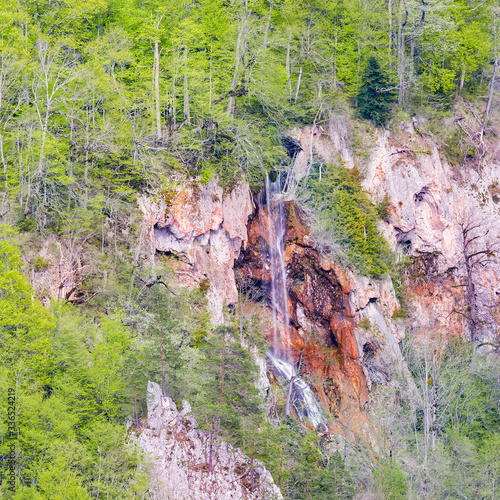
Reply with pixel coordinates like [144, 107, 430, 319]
[293, 118, 500, 342]
[138, 381, 283, 500]
[138, 180, 254, 324]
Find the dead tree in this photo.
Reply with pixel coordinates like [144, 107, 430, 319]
[458, 217, 498, 341]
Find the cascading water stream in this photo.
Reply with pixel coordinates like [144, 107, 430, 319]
[267, 351, 326, 429]
[265, 173, 290, 358]
[262, 172, 326, 429]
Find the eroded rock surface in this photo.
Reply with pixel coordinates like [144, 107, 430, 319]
[236, 200, 403, 440]
[294, 118, 500, 342]
[138, 381, 282, 500]
[139, 181, 253, 324]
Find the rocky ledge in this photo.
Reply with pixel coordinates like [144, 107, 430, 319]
[138, 381, 283, 500]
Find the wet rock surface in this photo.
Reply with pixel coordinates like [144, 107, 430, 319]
[236, 199, 401, 439]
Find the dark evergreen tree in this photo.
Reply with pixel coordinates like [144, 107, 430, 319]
[192, 326, 262, 446]
[357, 57, 396, 126]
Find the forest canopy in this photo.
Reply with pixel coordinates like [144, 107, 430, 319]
[0, 0, 496, 231]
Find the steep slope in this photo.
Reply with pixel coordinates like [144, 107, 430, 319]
[138, 382, 282, 500]
[290, 116, 500, 344]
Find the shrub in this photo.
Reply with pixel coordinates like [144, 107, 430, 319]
[443, 127, 476, 165]
[358, 317, 372, 330]
[33, 256, 50, 272]
[373, 460, 407, 499]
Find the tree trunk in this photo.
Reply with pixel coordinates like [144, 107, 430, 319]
[388, 0, 392, 62]
[262, 2, 273, 50]
[154, 39, 162, 142]
[208, 433, 213, 473]
[485, 12, 498, 120]
[423, 355, 430, 468]
[465, 254, 479, 340]
[284, 375, 296, 417]
[250, 439, 255, 492]
[294, 66, 302, 103]
[161, 342, 167, 397]
[398, 3, 408, 107]
[333, 30, 338, 88]
[458, 66, 466, 96]
[398, 29, 406, 106]
[183, 45, 190, 124]
[278, 447, 284, 488]
[286, 34, 292, 100]
[209, 38, 213, 110]
[0, 135, 8, 214]
[227, 11, 250, 116]
[68, 111, 75, 210]
[485, 56, 498, 120]
[34, 108, 50, 211]
[431, 377, 438, 449]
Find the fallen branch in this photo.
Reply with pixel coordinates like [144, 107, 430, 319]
[390, 149, 431, 156]
[477, 341, 500, 351]
[135, 274, 178, 295]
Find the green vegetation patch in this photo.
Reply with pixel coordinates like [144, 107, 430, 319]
[303, 161, 392, 277]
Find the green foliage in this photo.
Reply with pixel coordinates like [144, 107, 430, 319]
[32, 256, 50, 272]
[123, 279, 206, 406]
[288, 451, 355, 500]
[375, 194, 392, 220]
[0, 229, 148, 499]
[357, 317, 372, 330]
[303, 161, 392, 277]
[357, 57, 396, 126]
[442, 126, 476, 166]
[0, 226, 54, 387]
[0, 0, 499, 497]
[0, 0, 495, 230]
[373, 460, 407, 500]
[192, 325, 262, 446]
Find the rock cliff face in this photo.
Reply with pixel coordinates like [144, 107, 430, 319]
[136, 112, 499, 449]
[137, 172, 407, 442]
[365, 129, 500, 342]
[138, 381, 283, 500]
[291, 119, 500, 343]
[139, 180, 254, 324]
[236, 199, 402, 440]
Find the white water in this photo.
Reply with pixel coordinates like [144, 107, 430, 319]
[263, 173, 326, 429]
[267, 351, 327, 429]
[264, 173, 290, 358]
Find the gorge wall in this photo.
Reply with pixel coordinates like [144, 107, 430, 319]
[136, 112, 500, 457]
[138, 166, 406, 444]
[289, 116, 500, 344]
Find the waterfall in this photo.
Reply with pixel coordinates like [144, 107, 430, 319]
[262, 172, 326, 430]
[267, 351, 327, 429]
[264, 173, 290, 358]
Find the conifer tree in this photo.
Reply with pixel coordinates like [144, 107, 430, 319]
[357, 56, 395, 126]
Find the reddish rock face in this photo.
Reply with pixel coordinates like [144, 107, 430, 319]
[236, 200, 370, 431]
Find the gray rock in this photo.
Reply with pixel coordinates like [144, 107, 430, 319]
[138, 382, 283, 500]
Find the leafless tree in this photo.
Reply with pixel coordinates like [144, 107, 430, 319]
[457, 215, 499, 341]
